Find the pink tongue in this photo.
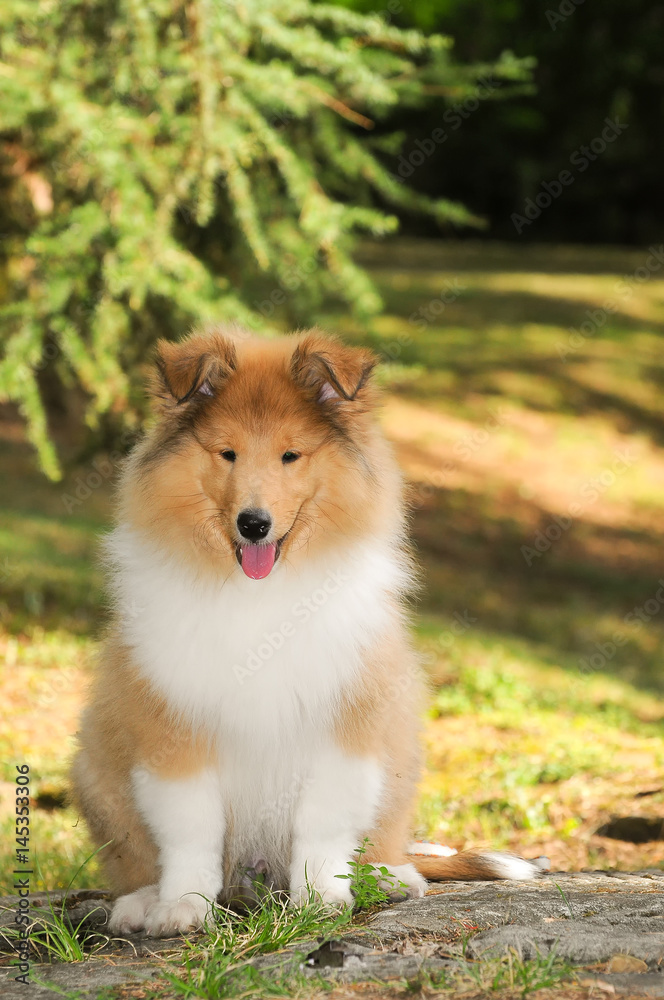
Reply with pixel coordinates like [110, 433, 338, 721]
[240, 542, 277, 580]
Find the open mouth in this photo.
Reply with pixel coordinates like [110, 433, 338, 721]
[234, 534, 288, 580]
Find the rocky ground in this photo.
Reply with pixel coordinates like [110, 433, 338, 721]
[1, 872, 664, 999]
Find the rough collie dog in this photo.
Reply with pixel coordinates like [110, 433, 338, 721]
[71, 328, 540, 937]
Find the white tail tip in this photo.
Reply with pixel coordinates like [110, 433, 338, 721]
[481, 852, 549, 880]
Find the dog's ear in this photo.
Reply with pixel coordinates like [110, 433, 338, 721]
[151, 332, 237, 406]
[291, 333, 377, 406]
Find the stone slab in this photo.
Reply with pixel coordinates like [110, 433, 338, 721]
[367, 872, 664, 954]
[0, 959, 160, 999]
[1, 873, 663, 996]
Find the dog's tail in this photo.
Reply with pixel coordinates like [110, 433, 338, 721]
[408, 849, 548, 882]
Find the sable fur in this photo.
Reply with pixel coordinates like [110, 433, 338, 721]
[71, 328, 539, 936]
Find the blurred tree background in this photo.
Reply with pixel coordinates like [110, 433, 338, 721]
[0, 0, 530, 477]
[334, 0, 664, 244]
[4, 0, 660, 474]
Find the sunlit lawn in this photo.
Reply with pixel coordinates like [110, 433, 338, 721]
[2, 239, 664, 893]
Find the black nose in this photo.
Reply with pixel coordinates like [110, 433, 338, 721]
[237, 509, 272, 541]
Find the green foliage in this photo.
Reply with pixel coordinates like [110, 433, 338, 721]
[160, 885, 351, 998]
[3, 850, 110, 963]
[9, 900, 107, 965]
[335, 838, 407, 909]
[0, 0, 525, 478]
[462, 947, 573, 998]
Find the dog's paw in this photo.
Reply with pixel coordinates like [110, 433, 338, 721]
[373, 862, 427, 901]
[109, 885, 159, 935]
[143, 894, 212, 937]
[290, 871, 353, 908]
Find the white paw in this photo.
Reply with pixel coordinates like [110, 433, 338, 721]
[144, 894, 212, 937]
[109, 885, 159, 935]
[374, 862, 427, 900]
[290, 863, 354, 908]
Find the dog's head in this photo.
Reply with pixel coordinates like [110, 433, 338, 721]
[124, 329, 400, 578]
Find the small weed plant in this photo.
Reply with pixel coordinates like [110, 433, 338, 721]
[335, 839, 408, 911]
[4, 849, 111, 964]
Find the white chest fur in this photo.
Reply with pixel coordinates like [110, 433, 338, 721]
[106, 526, 407, 744]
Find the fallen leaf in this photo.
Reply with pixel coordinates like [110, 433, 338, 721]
[606, 954, 648, 973]
[578, 977, 616, 993]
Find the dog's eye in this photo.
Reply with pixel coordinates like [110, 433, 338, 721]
[220, 449, 236, 462]
[282, 451, 300, 464]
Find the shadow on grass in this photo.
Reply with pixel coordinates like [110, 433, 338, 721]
[387, 356, 664, 444]
[356, 237, 664, 276]
[0, 434, 107, 634]
[353, 299, 664, 442]
[411, 480, 664, 694]
[335, 241, 664, 448]
[379, 286, 664, 339]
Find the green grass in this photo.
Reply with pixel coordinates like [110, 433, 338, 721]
[0, 437, 106, 635]
[2, 238, 664, 900]
[147, 895, 575, 1000]
[414, 619, 664, 863]
[2, 884, 110, 965]
[466, 949, 574, 997]
[1, 849, 112, 973]
[157, 888, 352, 999]
[90, 888, 574, 1000]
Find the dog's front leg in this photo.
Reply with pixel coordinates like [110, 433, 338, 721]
[290, 745, 383, 906]
[124, 766, 224, 937]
